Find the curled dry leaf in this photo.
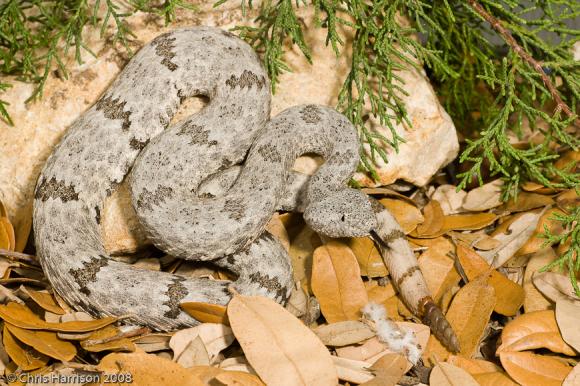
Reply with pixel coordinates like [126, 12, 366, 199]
[346, 237, 387, 277]
[456, 243, 525, 316]
[533, 271, 580, 304]
[169, 323, 234, 364]
[418, 238, 460, 303]
[218, 356, 256, 374]
[5, 323, 76, 361]
[314, 321, 375, 347]
[311, 241, 368, 322]
[497, 310, 576, 355]
[523, 248, 556, 312]
[517, 208, 566, 256]
[446, 354, 502, 374]
[132, 333, 172, 352]
[555, 299, 580, 353]
[331, 356, 374, 384]
[98, 351, 204, 385]
[472, 371, 518, 386]
[499, 351, 572, 386]
[479, 210, 544, 268]
[80, 325, 136, 352]
[431, 185, 467, 215]
[462, 179, 503, 211]
[563, 363, 580, 386]
[174, 335, 210, 368]
[214, 370, 266, 386]
[442, 212, 498, 232]
[425, 275, 496, 361]
[180, 302, 229, 325]
[0, 302, 116, 332]
[288, 222, 321, 293]
[360, 353, 407, 386]
[501, 192, 554, 213]
[265, 213, 290, 252]
[430, 362, 479, 386]
[227, 295, 337, 386]
[2, 325, 49, 371]
[20, 287, 65, 315]
[414, 200, 445, 237]
[378, 198, 424, 234]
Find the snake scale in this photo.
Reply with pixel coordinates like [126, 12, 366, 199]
[33, 27, 459, 353]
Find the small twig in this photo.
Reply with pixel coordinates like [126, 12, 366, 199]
[467, 0, 577, 122]
[0, 249, 39, 266]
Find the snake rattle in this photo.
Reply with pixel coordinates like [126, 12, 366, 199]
[33, 27, 458, 353]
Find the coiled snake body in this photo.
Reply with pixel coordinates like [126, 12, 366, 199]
[33, 27, 459, 352]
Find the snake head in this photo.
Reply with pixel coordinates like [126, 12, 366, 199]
[304, 189, 377, 238]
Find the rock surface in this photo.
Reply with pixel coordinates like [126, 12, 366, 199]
[0, 2, 458, 253]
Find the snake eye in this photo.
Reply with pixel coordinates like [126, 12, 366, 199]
[341, 214, 346, 222]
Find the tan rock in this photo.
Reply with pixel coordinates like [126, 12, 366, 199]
[0, 4, 458, 254]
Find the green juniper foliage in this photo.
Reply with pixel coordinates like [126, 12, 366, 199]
[0, 0, 193, 110]
[0, 1, 579, 286]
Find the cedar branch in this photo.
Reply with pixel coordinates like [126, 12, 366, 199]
[466, 0, 577, 122]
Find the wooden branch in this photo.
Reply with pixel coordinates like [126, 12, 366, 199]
[467, 0, 576, 121]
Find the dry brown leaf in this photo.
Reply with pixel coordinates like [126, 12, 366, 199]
[314, 321, 375, 347]
[331, 356, 374, 384]
[462, 179, 503, 211]
[431, 185, 467, 215]
[265, 213, 290, 252]
[366, 282, 396, 305]
[169, 323, 234, 363]
[311, 241, 368, 322]
[501, 192, 555, 213]
[175, 335, 210, 367]
[5, 323, 76, 361]
[80, 325, 136, 352]
[288, 222, 321, 294]
[563, 363, 580, 386]
[472, 371, 519, 386]
[499, 351, 572, 386]
[556, 188, 579, 210]
[414, 200, 445, 237]
[418, 239, 460, 303]
[479, 210, 544, 267]
[21, 287, 65, 315]
[497, 310, 576, 355]
[0, 302, 116, 332]
[180, 302, 229, 325]
[98, 350, 204, 385]
[517, 208, 566, 256]
[346, 236, 387, 277]
[214, 370, 266, 386]
[456, 243, 524, 316]
[2, 325, 49, 371]
[379, 198, 424, 234]
[360, 353, 407, 386]
[442, 212, 497, 232]
[533, 271, 580, 304]
[132, 333, 171, 352]
[555, 299, 580, 353]
[227, 295, 337, 386]
[0, 217, 15, 251]
[523, 248, 556, 312]
[424, 275, 496, 361]
[430, 362, 479, 386]
[446, 355, 502, 374]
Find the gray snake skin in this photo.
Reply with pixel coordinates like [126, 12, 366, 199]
[33, 27, 459, 352]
